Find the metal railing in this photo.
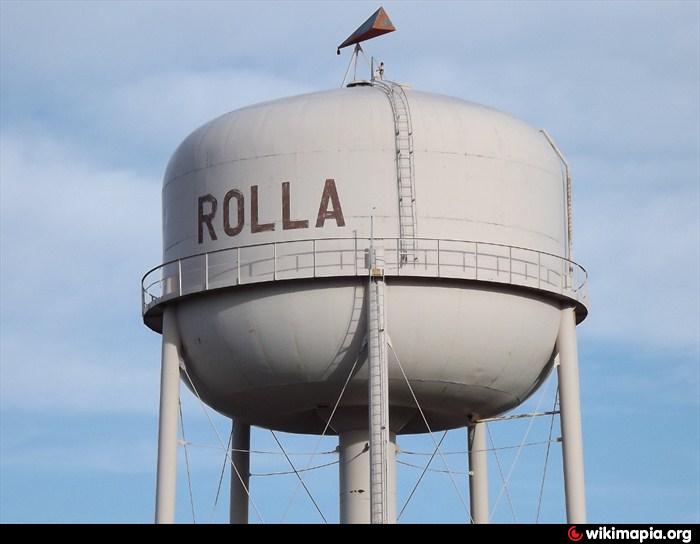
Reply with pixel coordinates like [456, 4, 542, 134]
[141, 237, 588, 315]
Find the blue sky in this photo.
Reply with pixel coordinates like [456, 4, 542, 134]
[1, 0, 698, 523]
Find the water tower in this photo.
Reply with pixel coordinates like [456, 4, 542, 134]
[141, 8, 588, 524]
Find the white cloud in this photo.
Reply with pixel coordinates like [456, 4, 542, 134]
[90, 69, 313, 156]
[575, 164, 699, 350]
[0, 128, 162, 414]
[1, 433, 157, 475]
[0, 68, 310, 416]
[0, 1, 338, 96]
[0, 336, 159, 414]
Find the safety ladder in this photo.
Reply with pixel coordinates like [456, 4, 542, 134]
[367, 246, 389, 523]
[373, 80, 418, 264]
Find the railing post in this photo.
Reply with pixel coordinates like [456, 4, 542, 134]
[354, 234, 358, 276]
[237, 247, 241, 285]
[177, 260, 182, 296]
[273, 242, 277, 281]
[313, 239, 316, 278]
[538, 252, 541, 289]
[204, 253, 209, 290]
[437, 239, 441, 277]
[475, 243, 479, 281]
[509, 246, 512, 284]
[396, 238, 400, 276]
[561, 257, 565, 295]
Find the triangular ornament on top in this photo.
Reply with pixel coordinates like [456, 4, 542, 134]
[337, 7, 396, 54]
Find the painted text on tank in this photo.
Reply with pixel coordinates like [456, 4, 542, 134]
[197, 179, 346, 243]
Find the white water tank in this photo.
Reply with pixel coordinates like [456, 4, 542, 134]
[142, 84, 587, 434]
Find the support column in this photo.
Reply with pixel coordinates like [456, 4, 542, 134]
[556, 307, 587, 523]
[339, 430, 396, 524]
[229, 420, 250, 524]
[468, 422, 489, 524]
[155, 308, 181, 524]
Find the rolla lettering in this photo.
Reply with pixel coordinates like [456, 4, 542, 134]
[197, 179, 346, 243]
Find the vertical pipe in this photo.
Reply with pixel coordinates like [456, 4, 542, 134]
[155, 308, 181, 524]
[339, 430, 396, 524]
[229, 420, 250, 524]
[468, 423, 489, 524]
[539, 129, 573, 261]
[556, 307, 587, 523]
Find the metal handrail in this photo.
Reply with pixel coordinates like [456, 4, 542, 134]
[141, 237, 588, 316]
[141, 236, 587, 281]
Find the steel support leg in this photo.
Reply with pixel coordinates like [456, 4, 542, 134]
[229, 420, 250, 524]
[468, 422, 489, 523]
[557, 307, 587, 523]
[155, 309, 181, 524]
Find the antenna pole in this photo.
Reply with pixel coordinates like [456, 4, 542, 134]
[556, 308, 587, 523]
[468, 422, 490, 523]
[353, 43, 361, 81]
[155, 308, 181, 523]
[340, 44, 364, 87]
[229, 420, 250, 524]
